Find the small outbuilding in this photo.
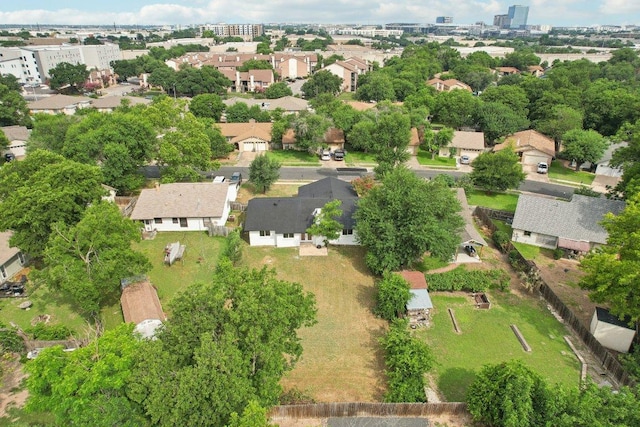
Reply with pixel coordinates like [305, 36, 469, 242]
[399, 271, 433, 327]
[590, 307, 636, 354]
[120, 277, 166, 339]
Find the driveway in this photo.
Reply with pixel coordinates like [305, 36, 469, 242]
[523, 164, 549, 183]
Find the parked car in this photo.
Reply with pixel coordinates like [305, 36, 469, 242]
[460, 155, 470, 165]
[537, 162, 549, 174]
[230, 172, 242, 185]
[4, 153, 15, 162]
[320, 150, 331, 161]
[334, 149, 345, 161]
[464, 245, 477, 256]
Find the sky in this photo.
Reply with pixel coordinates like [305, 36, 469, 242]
[0, 1, 639, 28]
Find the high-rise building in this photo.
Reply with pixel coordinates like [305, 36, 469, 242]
[493, 14, 510, 29]
[436, 16, 453, 24]
[508, 5, 529, 29]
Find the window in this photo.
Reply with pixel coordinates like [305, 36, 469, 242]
[154, 218, 163, 224]
[283, 233, 294, 239]
[179, 218, 188, 227]
[342, 229, 353, 236]
[144, 219, 152, 225]
[259, 230, 271, 237]
[524, 231, 532, 236]
[172, 218, 178, 224]
[0, 265, 5, 279]
[18, 253, 25, 265]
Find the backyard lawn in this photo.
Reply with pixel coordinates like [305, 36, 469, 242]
[549, 160, 595, 185]
[266, 150, 319, 166]
[466, 189, 519, 212]
[345, 151, 377, 165]
[241, 245, 388, 402]
[236, 182, 302, 204]
[418, 291, 581, 401]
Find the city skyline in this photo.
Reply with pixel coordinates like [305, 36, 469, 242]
[0, 1, 639, 28]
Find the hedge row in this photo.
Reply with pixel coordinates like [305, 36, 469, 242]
[426, 268, 510, 292]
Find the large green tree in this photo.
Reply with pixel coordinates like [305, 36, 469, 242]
[38, 201, 151, 315]
[535, 105, 584, 150]
[28, 113, 80, 153]
[432, 89, 481, 129]
[48, 62, 90, 91]
[579, 193, 640, 322]
[25, 324, 146, 426]
[0, 83, 30, 127]
[467, 360, 555, 427]
[355, 167, 463, 274]
[306, 199, 343, 247]
[189, 93, 225, 121]
[470, 147, 526, 193]
[375, 273, 411, 321]
[561, 129, 608, 171]
[292, 111, 332, 152]
[368, 107, 412, 177]
[249, 153, 281, 193]
[301, 70, 342, 98]
[0, 150, 104, 257]
[127, 261, 317, 426]
[475, 102, 530, 145]
[264, 82, 293, 99]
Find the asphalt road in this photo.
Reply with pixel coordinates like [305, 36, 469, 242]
[144, 165, 575, 199]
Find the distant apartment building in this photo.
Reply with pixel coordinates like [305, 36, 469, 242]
[0, 43, 121, 85]
[201, 24, 264, 39]
[508, 5, 529, 29]
[493, 14, 511, 29]
[436, 17, 453, 24]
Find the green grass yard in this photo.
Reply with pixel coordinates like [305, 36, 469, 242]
[265, 150, 320, 166]
[466, 189, 519, 212]
[418, 291, 581, 401]
[549, 160, 595, 185]
[416, 151, 457, 168]
[345, 151, 377, 165]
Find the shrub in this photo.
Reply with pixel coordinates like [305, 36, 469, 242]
[221, 229, 243, 265]
[0, 322, 25, 353]
[493, 230, 510, 252]
[553, 247, 564, 260]
[375, 273, 411, 321]
[574, 186, 600, 198]
[25, 323, 74, 340]
[508, 249, 525, 271]
[426, 267, 509, 292]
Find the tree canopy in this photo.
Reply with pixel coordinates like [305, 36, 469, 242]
[470, 147, 526, 193]
[48, 62, 90, 91]
[561, 129, 608, 171]
[249, 154, 281, 193]
[355, 167, 463, 274]
[306, 199, 343, 246]
[301, 70, 342, 98]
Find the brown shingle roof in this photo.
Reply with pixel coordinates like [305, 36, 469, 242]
[398, 271, 428, 290]
[494, 129, 555, 158]
[130, 182, 230, 220]
[282, 127, 345, 145]
[90, 96, 152, 109]
[120, 280, 165, 324]
[28, 94, 92, 110]
[0, 231, 20, 265]
[217, 122, 272, 142]
[450, 131, 485, 150]
[1, 125, 30, 142]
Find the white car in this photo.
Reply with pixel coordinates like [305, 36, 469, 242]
[537, 162, 549, 174]
[460, 155, 470, 165]
[320, 150, 331, 161]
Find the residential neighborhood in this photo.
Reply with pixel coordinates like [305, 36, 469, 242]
[1, 6, 640, 426]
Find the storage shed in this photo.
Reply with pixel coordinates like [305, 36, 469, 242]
[590, 307, 636, 354]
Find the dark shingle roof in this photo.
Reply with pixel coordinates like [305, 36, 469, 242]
[244, 177, 357, 233]
[595, 307, 634, 330]
[511, 194, 625, 244]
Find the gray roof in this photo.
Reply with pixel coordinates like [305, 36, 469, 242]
[455, 188, 488, 246]
[91, 96, 152, 109]
[130, 182, 230, 220]
[598, 141, 627, 165]
[28, 94, 92, 110]
[244, 177, 357, 233]
[223, 96, 309, 112]
[1, 125, 30, 142]
[407, 289, 433, 311]
[511, 194, 625, 244]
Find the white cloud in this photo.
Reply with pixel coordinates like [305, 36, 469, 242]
[598, 0, 640, 15]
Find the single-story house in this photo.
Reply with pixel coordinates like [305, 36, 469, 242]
[130, 181, 238, 232]
[1, 125, 30, 158]
[27, 94, 92, 115]
[494, 66, 521, 76]
[590, 307, 635, 353]
[89, 95, 152, 112]
[244, 177, 358, 247]
[399, 271, 433, 325]
[439, 130, 485, 161]
[493, 129, 555, 166]
[0, 231, 27, 284]
[454, 188, 487, 262]
[101, 184, 117, 203]
[406, 128, 421, 155]
[216, 121, 273, 152]
[282, 127, 345, 152]
[427, 78, 472, 92]
[511, 194, 626, 251]
[120, 277, 166, 339]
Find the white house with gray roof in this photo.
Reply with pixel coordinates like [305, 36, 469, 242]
[0, 232, 27, 284]
[130, 182, 237, 232]
[244, 177, 358, 247]
[511, 194, 625, 251]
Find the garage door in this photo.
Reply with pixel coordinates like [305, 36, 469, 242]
[254, 142, 267, 151]
[243, 142, 254, 152]
[523, 153, 548, 165]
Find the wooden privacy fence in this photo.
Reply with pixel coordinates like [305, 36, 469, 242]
[269, 403, 468, 418]
[230, 202, 247, 212]
[474, 206, 634, 387]
[206, 225, 233, 237]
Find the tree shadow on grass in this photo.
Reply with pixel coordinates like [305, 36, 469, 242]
[437, 367, 476, 402]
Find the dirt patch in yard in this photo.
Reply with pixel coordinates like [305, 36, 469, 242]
[0, 355, 28, 418]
